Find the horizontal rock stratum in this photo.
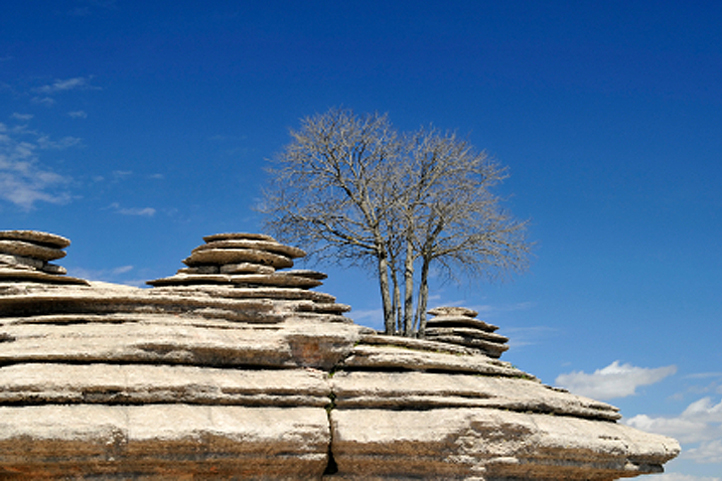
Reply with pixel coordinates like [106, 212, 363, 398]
[0, 230, 679, 480]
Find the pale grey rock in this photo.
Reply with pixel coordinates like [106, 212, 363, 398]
[329, 408, 680, 480]
[203, 232, 276, 243]
[422, 333, 509, 358]
[40, 263, 67, 275]
[0, 239, 66, 261]
[426, 315, 500, 332]
[331, 371, 619, 420]
[0, 230, 71, 249]
[341, 343, 531, 378]
[0, 405, 330, 480]
[428, 306, 478, 318]
[220, 262, 275, 274]
[0, 253, 45, 270]
[0, 230, 680, 480]
[177, 265, 220, 274]
[285, 269, 329, 280]
[230, 273, 323, 289]
[425, 326, 509, 343]
[184, 248, 294, 269]
[195, 238, 307, 259]
[0, 364, 331, 406]
[0, 268, 88, 285]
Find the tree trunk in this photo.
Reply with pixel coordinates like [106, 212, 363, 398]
[415, 255, 431, 338]
[376, 253, 394, 335]
[391, 267, 401, 335]
[403, 237, 414, 336]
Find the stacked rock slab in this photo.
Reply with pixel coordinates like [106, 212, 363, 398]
[0, 230, 87, 285]
[0, 231, 679, 480]
[424, 306, 509, 358]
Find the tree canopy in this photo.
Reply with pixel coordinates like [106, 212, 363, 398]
[262, 108, 531, 336]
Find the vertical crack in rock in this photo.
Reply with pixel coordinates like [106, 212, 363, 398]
[324, 388, 339, 475]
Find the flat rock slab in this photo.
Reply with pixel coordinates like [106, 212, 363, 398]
[220, 263, 275, 274]
[425, 326, 509, 344]
[342, 344, 530, 378]
[184, 248, 294, 269]
[203, 232, 276, 243]
[0, 364, 331, 407]
[330, 408, 680, 480]
[195, 239, 306, 259]
[0, 253, 44, 270]
[0, 240, 66, 261]
[426, 316, 500, 332]
[423, 334, 509, 357]
[0, 405, 330, 479]
[428, 306, 478, 318]
[0, 230, 71, 249]
[0, 268, 88, 285]
[331, 371, 620, 420]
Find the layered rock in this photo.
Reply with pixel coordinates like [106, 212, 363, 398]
[0, 231, 679, 480]
[424, 306, 509, 358]
[0, 230, 87, 285]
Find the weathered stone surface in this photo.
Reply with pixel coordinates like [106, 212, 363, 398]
[426, 315, 500, 332]
[195, 238, 307, 259]
[0, 239, 66, 261]
[0, 230, 679, 479]
[41, 263, 67, 275]
[425, 326, 509, 343]
[331, 371, 619, 420]
[220, 262, 275, 274]
[203, 232, 276, 243]
[0, 364, 331, 406]
[428, 306, 479, 318]
[0, 253, 44, 270]
[0, 230, 71, 248]
[329, 409, 679, 480]
[422, 333, 509, 358]
[0, 405, 330, 480]
[0, 268, 88, 285]
[184, 248, 294, 268]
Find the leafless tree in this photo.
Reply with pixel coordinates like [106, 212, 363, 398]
[262, 108, 531, 336]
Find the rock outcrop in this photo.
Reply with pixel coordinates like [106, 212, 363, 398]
[0, 230, 679, 480]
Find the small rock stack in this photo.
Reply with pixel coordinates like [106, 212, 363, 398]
[0, 230, 87, 285]
[147, 233, 329, 289]
[424, 306, 509, 358]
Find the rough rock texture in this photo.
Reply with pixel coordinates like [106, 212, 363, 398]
[0, 231, 679, 480]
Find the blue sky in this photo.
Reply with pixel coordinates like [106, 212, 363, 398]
[2, 1, 721, 478]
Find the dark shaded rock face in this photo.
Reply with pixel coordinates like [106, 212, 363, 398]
[0, 231, 679, 480]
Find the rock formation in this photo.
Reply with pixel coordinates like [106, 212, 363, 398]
[0, 230, 680, 480]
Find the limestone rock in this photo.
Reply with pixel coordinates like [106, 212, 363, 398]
[425, 306, 507, 357]
[0, 230, 679, 480]
[0, 230, 71, 248]
[0, 239, 65, 261]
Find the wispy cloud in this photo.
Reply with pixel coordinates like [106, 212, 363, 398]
[0, 122, 73, 209]
[626, 396, 722, 466]
[68, 110, 88, 119]
[555, 361, 677, 400]
[108, 202, 156, 217]
[656, 474, 722, 481]
[35, 76, 99, 94]
[31, 96, 56, 106]
[11, 113, 33, 121]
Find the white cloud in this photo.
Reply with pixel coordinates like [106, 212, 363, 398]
[11, 113, 33, 121]
[37, 135, 82, 150]
[0, 128, 72, 209]
[626, 397, 722, 445]
[31, 96, 56, 106]
[108, 202, 156, 217]
[35, 76, 98, 94]
[555, 361, 677, 400]
[656, 474, 721, 481]
[68, 110, 88, 119]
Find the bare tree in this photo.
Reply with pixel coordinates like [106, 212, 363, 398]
[262, 108, 531, 336]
